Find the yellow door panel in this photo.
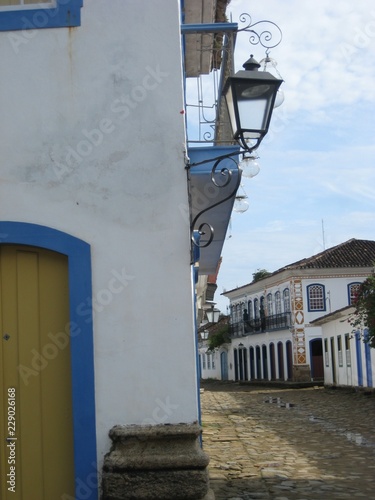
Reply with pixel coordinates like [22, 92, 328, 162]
[0, 246, 75, 500]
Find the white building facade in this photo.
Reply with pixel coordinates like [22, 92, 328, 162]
[222, 240, 375, 384]
[0, 1, 236, 498]
[312, 307, 375, 389]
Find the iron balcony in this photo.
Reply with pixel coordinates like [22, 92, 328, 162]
[230, 312, 292, 337]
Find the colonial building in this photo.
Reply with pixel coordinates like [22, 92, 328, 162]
[312, 306, 374, 389]
[0, 1, 241, 499]
[222, 239, 375, 383]
[198, 315, 230, 380]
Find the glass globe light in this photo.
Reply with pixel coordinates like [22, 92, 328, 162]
[259, 56, 284, 108]
[233, 195, 249, 214]
[239, 155, 260, 178]
[274, 89, 285, 108]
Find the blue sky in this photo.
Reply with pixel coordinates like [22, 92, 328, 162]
[187, 0, 375, 313]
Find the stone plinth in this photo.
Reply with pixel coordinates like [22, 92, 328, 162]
[292, 364, 311, 382]
[102, 423, 212, 500]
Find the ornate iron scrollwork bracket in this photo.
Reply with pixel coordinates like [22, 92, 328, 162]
[188, 152, 241, 255]
[237, 12, 282, 53]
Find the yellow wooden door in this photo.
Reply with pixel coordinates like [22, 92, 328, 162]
[0, 246, 75, 499]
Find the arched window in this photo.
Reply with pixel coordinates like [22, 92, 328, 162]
[248, 300, 253, 320]
[307, 284, 326, 311]
[254, 298, 259, 319]
[230, 304, 234, 323]
[235, 303, 240, 322]
[240, 302, 245, 320]
[275, 291, 282, 314]
[260, 296, 265, 312]
[348, 282, 361, 305]
[283, 288, 291, 312]
[267, 293, 273, 316]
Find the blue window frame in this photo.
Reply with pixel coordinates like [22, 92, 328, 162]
[307, 284, 326, 312]
[348, 282, 361, 305]
[0, 0, 82, 32]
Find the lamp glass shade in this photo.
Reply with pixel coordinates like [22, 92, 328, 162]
[233, 196, 249, 214]
[237, 82, 275, 137]
[239, 155, 260, 178]
[206, 308, 220, 323]
[224, 70, 283, 149]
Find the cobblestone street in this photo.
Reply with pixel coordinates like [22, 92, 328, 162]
[200, 381, 375, 500]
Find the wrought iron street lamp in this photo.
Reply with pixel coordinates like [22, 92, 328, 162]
[223, 55, 283, 152]
[206, 305, 220, 323]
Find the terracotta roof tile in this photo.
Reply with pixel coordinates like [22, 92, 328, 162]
[223, 239, 375, 294]
[275, 238, 375, 272]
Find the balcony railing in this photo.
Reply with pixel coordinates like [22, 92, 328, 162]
[230, 312, 291, 337]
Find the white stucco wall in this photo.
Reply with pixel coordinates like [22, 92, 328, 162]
[199, 347, 222, 380]
[302, 277, 365, 323]
[0, 0, 198, 469]
[321, 314, 375, 388]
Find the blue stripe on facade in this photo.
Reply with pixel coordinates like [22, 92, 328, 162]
[0, 221, 97, 500]
[364, 329, 373, 387]
[0, 0, 83, 32]
[355, 331, 363, 387]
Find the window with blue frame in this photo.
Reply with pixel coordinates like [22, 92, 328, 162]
[0, 0, 82, 31]
[307, 284, 326, 311]
[348, 282, 361, 305]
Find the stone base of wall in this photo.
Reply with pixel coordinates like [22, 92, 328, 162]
[293, 364, 311, 382]
[102, 423, 212, 500]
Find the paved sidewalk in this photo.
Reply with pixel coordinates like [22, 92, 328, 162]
[200, 381, 375, 500]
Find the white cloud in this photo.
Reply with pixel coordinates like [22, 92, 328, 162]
[187, 1, 375, 313]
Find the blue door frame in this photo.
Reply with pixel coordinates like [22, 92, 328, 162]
[0, 222, 97, 499]
[220, 351, 228, 380]
[364, 329, 373, 387]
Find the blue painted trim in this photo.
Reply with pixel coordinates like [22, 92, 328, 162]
[192, 230, 200, 266]
[355, 331, 363, 387]
[181, 22, 238, 34]
[306, 283, 326, 312]
[347, 281, 361, 306]
[0, 221, 97, 500]
[0, 0, 83, 32]
[364, 329, 373, 387]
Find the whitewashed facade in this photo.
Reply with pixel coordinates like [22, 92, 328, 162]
[313, 307, 375, 389]
[0, 1, 235, 498]
[222, 240, 375, 384]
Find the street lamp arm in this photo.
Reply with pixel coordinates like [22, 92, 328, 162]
[238, 13, 283, 51]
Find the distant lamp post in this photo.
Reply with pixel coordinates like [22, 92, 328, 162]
[206, 305, 220, 323]
[200, 330, 209, 341]
[223, 55, 283, 152]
